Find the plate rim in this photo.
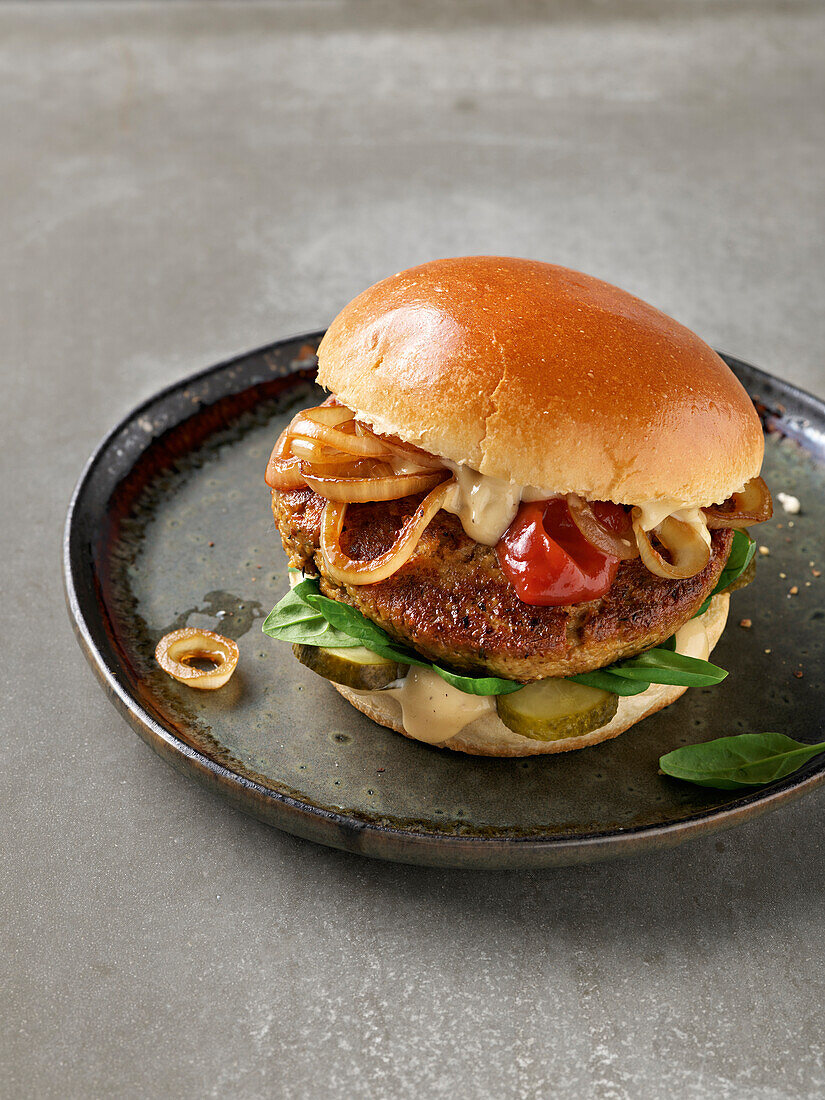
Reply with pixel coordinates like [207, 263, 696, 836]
[63, 335, 825, 868]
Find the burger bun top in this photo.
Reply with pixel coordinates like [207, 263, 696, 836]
[316, 256, 764, 507]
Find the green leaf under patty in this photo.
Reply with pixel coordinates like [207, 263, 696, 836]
[264, 569, 728, 699]
[606, 648, 728, 687]
[263, 576, 522, 695]
[660, 733, 825, 789]
[566, 669, 649, 696]
[261, 580, 365, 647]
[716, 529, 757, 592]
[570, 648, 726, 692]
[302, 591, 422, 664]
[430, 665, 522, 696]
[693, 529, 756, 619]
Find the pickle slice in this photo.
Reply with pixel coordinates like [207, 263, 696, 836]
[292, 643, 404, 690]
[496, 678, 619, 741]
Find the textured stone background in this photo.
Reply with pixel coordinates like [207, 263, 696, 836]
[3, 3, 824, 1098]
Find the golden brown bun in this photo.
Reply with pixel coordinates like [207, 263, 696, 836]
[317, 257, 763, 506]
[332, 595, 729, 757]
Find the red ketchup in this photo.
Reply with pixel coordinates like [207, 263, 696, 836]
[496, 498, 629, 606]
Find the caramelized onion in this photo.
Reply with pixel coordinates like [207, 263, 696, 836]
[632, 509, 711, 580]
[356, 426, 446, 470]
[291, 411, 389, 458]
[704, 476, 773, 528]
[287, 436, 341, 463]
[320, 479, 454, 584]
[288, 438, 386, 479]
[268, 402, 454, 581]
[303, 404, 354, 427]
[304, 469, 446, 503]
[265, 426, 304, 490]
[314, 459, 394, 480]
[566, 494, 639, 560]
[155, 628, 239, 690]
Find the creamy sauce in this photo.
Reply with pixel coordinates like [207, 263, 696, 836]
[674, 616, 710, 661]
[357, 605, 714, 743]
[442, 461, 522, 545]
[384, 667, 494, 744]
[633, 502, 712, 548]
[439, 469, 713, 549]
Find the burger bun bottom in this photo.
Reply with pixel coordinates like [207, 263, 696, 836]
[331, 595, 729, 756]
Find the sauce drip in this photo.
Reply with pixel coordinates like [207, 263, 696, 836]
[385, 667, 493, 744]
[496, 498, 624, 606]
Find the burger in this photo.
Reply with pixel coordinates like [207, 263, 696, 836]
[262, 257, 772, 756]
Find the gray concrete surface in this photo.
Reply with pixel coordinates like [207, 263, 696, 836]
[4, 2, 825, 1097]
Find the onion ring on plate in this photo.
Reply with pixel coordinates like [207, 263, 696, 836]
[320, 479, 455, 584]
[703, 476, 773, 528]
[631, 509, 711, 580]
[566, 494, 639, 560]
[155, 628, 239, 690]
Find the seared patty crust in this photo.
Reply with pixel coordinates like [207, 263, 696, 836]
[272, 488, 733, 681]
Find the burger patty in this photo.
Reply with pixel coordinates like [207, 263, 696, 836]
[272, 488, 733, 681]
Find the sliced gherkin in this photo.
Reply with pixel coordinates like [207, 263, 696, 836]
[496, 678, 619, 741]
[292, 644, 404, 690]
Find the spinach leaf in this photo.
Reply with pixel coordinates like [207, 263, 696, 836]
[570, 648, 727, 693]
[607, 648, 728, 687]
[432, 665, 523, 696]
[660, 733, 825, 789]
[264, 576, 525, 695]
[715, 529, 756, 593]
[302, 591, 423, 665]
[567, 670, 650, 696]
[692, 530, 756, 619]
[261, 582, 365, 647]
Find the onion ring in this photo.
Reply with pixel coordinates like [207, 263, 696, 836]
[290, 437, 390, 479]
[355, 425, 447, 470]
[308, 459, 393, 480]
[268, 401, 449, 505]
[304, 469, 446, 503]
[265, 426, 304, 490]
[302, 404, 354, 427]
[632, 509, 711, 580]
[291, 410, 389, 458]
[320, 479, 455, 584]
[287, 436, 343, 464]
[704, 476, 773, 528]
[566, 494, 638, 560]
[155, 628, 239, 690]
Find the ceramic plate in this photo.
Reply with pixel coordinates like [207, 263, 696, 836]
[64, 335, 825, 868]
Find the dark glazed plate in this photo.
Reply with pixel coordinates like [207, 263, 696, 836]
[64, 335, 825, 868]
